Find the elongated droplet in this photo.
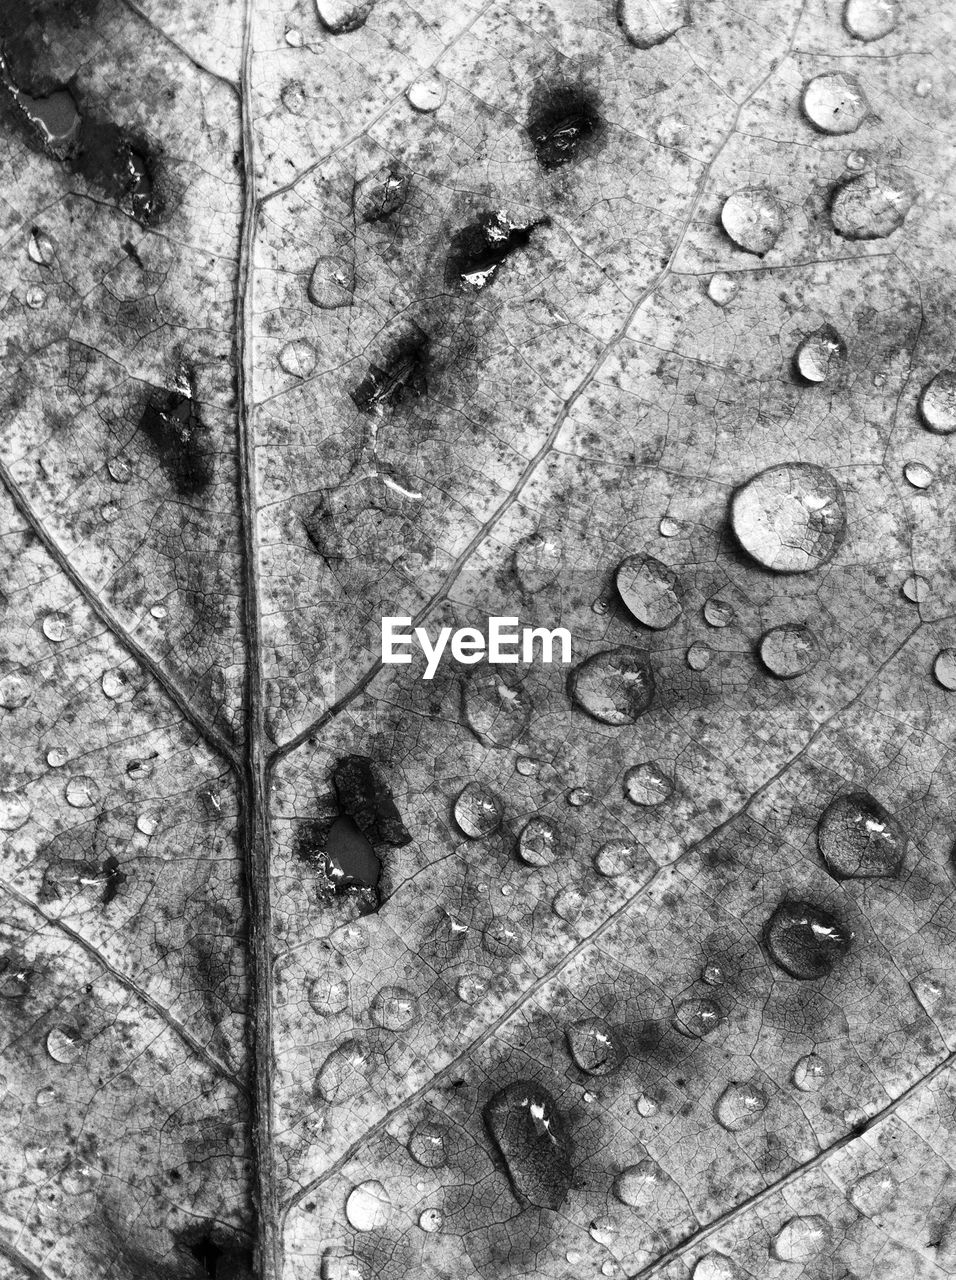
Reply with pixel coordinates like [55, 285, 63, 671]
[721, 187, 784, 255]
[28, 228, 55, 265]
[345, 1179, 391, 1230]
[764, 900, 852, 980]
[817, 791, 906, 880]
[802, 73, 868, 134]
[732, 463, 845, 573]
[483, 1080, 572, 1209]
[568, 647, 655, 725]
[904, 461, 933, 489]
[934, 649, 956, 690]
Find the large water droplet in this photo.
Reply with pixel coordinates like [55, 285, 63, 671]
[65, 776, 98, 808]
[566, 1017, 621, 1075]
[692, 1255, 738, 1280]
[46, 1026, 81, 1064]
[409, 1119, 448, 1167]
[848, 1168, 897, 1216]
[278, 339, 317, 378]
[802, 73, 868, 134]
[934, 649, 956, 690]
[904, 460, 934, 489]
[720, 187, 784, 255]
[462, 668, 532, 748]
[714, 1081, 768, 1131]
[817, 791, 906, 880]
[758, 622, 819, 678]
[831, 167, 916, 240]
[0, 666, 32, 709]
[731, 463, 846, 573]
[616, 554, 683, 629]
[345, 1179, 391, 1230]
[308, 255, 353, 309]
[623, 761, 674, 807]
[919, 371, 956, 434]
[764, 901, 852, 980]
[792, 1053, 828, 1092]
[315, 0, 375, 34]
[483, 1080, 572, 1208]
[517, 816, 559, 866]
[613, 1158, 666, 1207]
[407, 72, 445, 113]
[454, 782, 503, 838]
[707, 273, 739, 307]
[317, 1039, 371, 1103]
[843, 0, 899, 41]
[616, 0, 687, 47]
[371, 985, 418, 1031]
[0, 792, 31, 831]
[672, 998, 722, 1038]
[28, 227, 55, 265]
[308, 973, 349, 1016]
[514, 531, 563, 594]
[771, 1214, 831, 1262]
[568, 647, 655, 725]
[794, 324, 846, 383]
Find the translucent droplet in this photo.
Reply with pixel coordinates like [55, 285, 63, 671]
[623, 761, 674, 807]
[150, 604, 168, 620]
[843, 0, 899, 41]
[278, 338, 317, 378]
[406, 72, 445, 113]
[101, 669, 131, 700]
[902, 573, 931, 603]
[418, 1207, 443, 1233]
[568, 647, 655, 725]
[707, 273, 739, 307]
[910, 971, 946, 1018]
[721, 186, 784, 255]
[616, 0, 687, 48]
[919, 371, 956, 434]
[714, 1081, 768, 1131]
[308, 254, 353, 309]
[454, 781, 503, 838]
[462, 667, 532, 748]
[792, 1053, 828, 1091]
[703, 597, 734, 627]
[616, 553, 683, 629]
[771, 1214, 831, 1262]
[316, 1039, 371, 1103]
[817, 790, 906, 880]
[370, 984, 418, 1031]
[845, 149, 868, 170]
[658, 515, 683, 538]
[831, 167, 916, 240]
[285, 27, 303, 46]
[566, 1251, 582, 1266]
[593, 839, 645, 878]
[515, 755, 539, 777]
[848, 1167, 897, 1216]
[764, 900, 852, 980]
[107, 456, 132, 483]
[65, 775, 99, 808]
[28, 227, 55, 265]
[46, 747, 68, 768]
[794, 324, 846, 383]
[589, 1216, 618, 1247]
[702, 961, 725, 986]
[40, 611, 69, 642]
[0, 667, 32, 709]
[592, 598, 610, 614]
[0, 792, 32, 831]
[514, 531, 563, 594]
[903, 461, 934, 489]
[345, 1179, 391, 1231]
[566, 1017, 621, 1075]
[46, 1026, 81, 1064]
[672, 998, 722, 1038]
[613, 1158, 665, 1206]
[25, 285, 45, 309]
[135, 812, 159, 836]
[484, 1079, 572, 1209]
[408, 1119, 448, 1167]
[566, 787, 593, 807]
[915, 77, 933, 99]
[126, 757, 155, 781]
[934, 649, 956, 690]
[732, 463, 846, 573]
[456, 974, 488, 1005]
[601, 1262, 619, 1278]
[552, 886, 586, 922]
[308, 973, 349, 1016]
[693, 1254, 738, 1280]
[635, 1093, 659, 1117]
[686, 642, 712, 672]
[759, 622, 819, 679]
[517, 816, 559, 866]
[35, 1087, 56, 1107]
[802, 73, 868, 135]
[60, 1160, 101, 1195]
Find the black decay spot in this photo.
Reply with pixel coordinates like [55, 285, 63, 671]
[323, 816, 381, 892]
[351, 335, 429, 412]
[446, 211, 549, 289]
[333, 754, 411, 846]
[138, 371, 212, 496]
[101, 854, 126, 906]
[185, 1231, 253, 1280]
[527, 86, 602, 171]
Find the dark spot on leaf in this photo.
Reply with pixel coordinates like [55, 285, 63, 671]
[323, 816, 381, 892]
[185, 1230, 254, 1280]
[101, 854, 126, 906]
[351, 335, 429, 412]
[527, 85, 602, 171]
[138, 371, 212, 496]
[446, 211, 548, 289]
[353, 166, 409, 222]
[332, 754, 411, 846]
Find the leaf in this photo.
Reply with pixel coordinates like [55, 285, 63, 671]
[1, 1, 955, 1279]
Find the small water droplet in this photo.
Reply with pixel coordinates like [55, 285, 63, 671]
[903, 460, 934, 489]
[589, 1216, 618, 1247]
[515, 755, 539, 777]
[285, 26, 303, 46]
[568, 647, 655, 725]
[317, 1039, 371, 1103]
[566, 1251, 582, 1266]
[308, 973, 349, 1016]
[25, 285, 45, 308]
[702, 961, 725, 986]
[408, 1119, 448, 1167]
[707, 273, 739, 306]
[593, 839, 645, 878]
[278, 338, 317, 378]
[732, 463, 846, 572]
[46, 747, 68, 768]
[517, 815, 559, 866]
[658, 515, 683, 538]
[817, 790, 906, 880]
[848, 1167, 897, 1216]
[934, 649, 956, 690]
[406, 72, 445, 113]
[919, 371, 956, 434]
[462, 667, 532, 748]
[316, 0, 375, 33]
[592, 598, 610, 614]
[831, 166, 916, 240]
[914, 76, 933, 98]
[308, 254, 354, 309]
[126, 757, 155, 781]
[714, 1081, 768, 1131]
[107, 456, 132, 483]
[601, 1261, 619, 1278]
[345, 1179, 391, 1231]
[911, 971, 946, 1018]
[623, 761, 674, 807]
[692, 1254, 738, 1280]
[802, 73, 868, 135]
[418, 1207, 443, 1233]
[902, 573, 931, 603]
[686, 642, 712, 672]
[771, 1214, 831, 1262]
[484, 1080, 572, 1208]
[672, 998, 722, 1038]
[845, 148, 868, 170]
[794, 324, 846, 383]
[101, 669, 131, 700]
[35, 1086, 56, 1107]
[721, 186, 784, 255]
[635, 1092, 659, 1117]
[370, 984, 418, 1031]
[566, 786, 594, 807]
[843, 0, 899, 40]
[616, 554, 683, 629]
[136, 812, 159, 836]
[150, 604, 168, 620]
[65, 775, 99, 808]
[552, 886, 585, 922]
[454, 781, 503, 838]
[0, 792, 32, 831]
[566, 1017, 621, 1075]
[0, 666, 33, 709]
[792, 1052, 828, 1092]
[28, 227, 55, 265]
[46, 1026, 81, 1064]
[764, 900, 852, 980]
[703, 597, 734, 627]
[43, 610, 73, 643]
[759, 622, 819, 679]
[456, 974, 489, 1005]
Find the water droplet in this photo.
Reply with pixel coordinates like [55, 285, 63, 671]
[483, 1080, 572, 1209]
[418, 1207, 443, 1233]
[278, 338, 317, 378]
[686, 642, 712, 672]
[65, 775, 98, 808]
[919, 370, 956, 434]
[462, 667, 532, 748]
[635, 1093, 659, 1117]
[107, 456, 132, 483]
[902, 573, 931, 603]
[126, 757, 155, 781]
[46, 747, 68, 768]
[456, 974, 489, 1005]
[345, 1179, 391, 1231]
[616, 0, 687, 47]
[0, 792, 31, 831]
[46, 1026, 81, 1064]
[758, 622, 819, 679]
[904, 460, 934, 489]
[915, 76, 933, 99]
[714, 1081, 768, 1131]
[831, 167, 916, 240]
[764, 900, 852, 980]
[316, 1039, 371, 1103]
[934, 648, 956, 690]
[692, 1254, 738, 1280]
[848, 1167, 897, 1216]
[592, 597, 610, 614]
[794, 324, 846, 383]
[802, 73, 868, 134]
[408, 1119, 448, 1167]
[566, 1017, 621, 1075]
[150, 604, 168, 620]
[136, 812, 159, 836]
[101, 669, 131, 700]
[35, 1086, 56, 1107]
[731, 462, 846, 573]
[370, 985, 418, 1031]
[566, 1251, 582, 1266]
[315, 0, 376, 35]
[616, 554, 683, 629]
[672, 998, 722, 1038]
[771, 1214, 831, 1262]
[60, 1160, 101, 1195]
[308, 973, 349, 1016]
[623, 761, 674, 807]
[703, 597, 734, 627]
[566, 787, 593, 808]
[284, 26, 303, 45]
[601, 1262, 619, 1278]
[517, 815, 559, 866]
[792, 1053, 828, 1091]
[483, 918, 525, 958]
[817, 791, 906, 880]
[843, 0, 899, 41]
[0, 666, 32, 709]
[720, 187, 784, 255]
[702, 961, 725, 986]
[658, 515, 683, 538]
[515, 755, 539, 777]
[514, 531, 563, 594]
[613, 1159, 666, 1206]
[590, 1217, 618, 1247]
[321, 1249, 371, 1280]
[39, 611, 66, 643]
[308, 254, 354, 309]
[911, 971, 946, 1019]
[28, 227, 55, 265]
[454, 782, 503, 839]
[846, 148, 868, 170]
[552, 886, 586, 922]
[407, 72, 445, 113]
[594, 839, 645, 878]
[707, 273, 739, 307]
[25, 285, 45, 308]
[568, 647, 655, 725]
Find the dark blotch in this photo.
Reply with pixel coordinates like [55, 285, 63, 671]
[101, 854, 126, 906]
[186, 1231, 253, 1280]
[351, 335, 429, 412]
[323, 816, 381, 892]
[138, 372, 212, 496]
[484, 1079, 573, 1209]
[527, 86, 601, 171]
[446, 211, 548, 289]
[354, 167, 408, 222]
[333, 754, 411, 846]
[764, 900, 852, 981]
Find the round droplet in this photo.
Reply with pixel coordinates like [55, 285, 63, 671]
[902, 573, 931, 603]
[308, 254, 354, 309]
[317, 1039, 371, 1103]
[150, 604, 168, 620]
[25, 285, 45, 308]
[589, 1217, 618, 1247]
[919, 371, 956, 434]
[731, 463, 846, 573]
[915, 76, 933, 98]
[817, 790, 906, 880]
[848, 1168, 897, 1216]
[0, 666, 32, 709]
[934, 648, 956, 690]
[843, 0, 899, 41]
[60, 1160, 101, 1195]
[707, 273, 739, 307]
[278, 339, 317, 378]
[592, 598, 610, 615]
[720, 187, 784, 255]
[831, 167, 916, 240]
[846, 149, 868, 170]
[0, 792, 32, 831]
[616, 554, 683, 629]
[616, 0, 687, 47]
[28, 228, 55, 265]
[101, 669, 131, 700]
[703, 597, 734, 628]
[482, 917, 525, 958]
[46, 1026, 81, 1064]
[802, 73, 868, 135]
[635, 1093, 659, 1117]
[759, 622, 819, 678]
[794, 324, 846, 383]
[702, 961, 725, 986]
[345, 1179, 391, 1231]
[515, 755, 539, 777]
[672, 998, 722, 1038]
[552, 886, 585, 922]
[613, 1158, 665, 1207]
[566, 1017, 621, 1075]
[418, 1207, 442, 1233]
[566, 1252, 582, 1266]
[462, 667, 532, 748]
[771, 1214, 831, 1262]
[370, 984, 418, 1031]
[41, 612, 70, 642]
[686, 642, 712, 672]
[715, 1081, 768, 1131]
[764, 900, 852, 980]
[623, 761, 674, 807]
[454, 781, 503, 839]
[46, 747, 68, 768]
[514, 531, 563, 594]
[568, 647, 655, 725]
[903, 461, 934, 489]
[406, 72, 445, 113]
[658, 516, 683, 538]
[308, 973, 349, 1016]
[409, 1119, 448, 1167]
[693, 1254, 738, 1280]
[136, 812, 159, 836]
[65, 775, 98, 808]
[517, 815, 559, 866]
[792, 1053, 828, 1092]
[566, 787, 593, 808]
[594, 839, 646, 878]
[456, 974, 489, 1005]
[107, 456, 132, 483]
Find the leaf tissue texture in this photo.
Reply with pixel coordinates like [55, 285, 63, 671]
[1, 0, 955, 1279]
